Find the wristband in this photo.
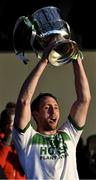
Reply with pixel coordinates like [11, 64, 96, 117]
[72, 50, 83, 62]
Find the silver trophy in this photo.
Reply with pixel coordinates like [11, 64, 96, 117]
[13, 6, 83, 66]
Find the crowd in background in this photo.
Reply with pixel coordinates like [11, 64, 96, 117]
[76, 135, 96, 179]
[0, 102, 26, 179]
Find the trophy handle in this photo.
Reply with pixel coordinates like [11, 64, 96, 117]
[13, 16, 34, 64]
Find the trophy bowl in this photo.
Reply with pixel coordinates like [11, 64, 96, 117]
[13, 6, 83, 65]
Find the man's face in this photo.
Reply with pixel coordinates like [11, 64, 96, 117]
[6, 107, 15, 131]
[35, 96, 60, 133]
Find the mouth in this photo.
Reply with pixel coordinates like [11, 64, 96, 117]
[46, 117, 58, 130]
[49, 116, 57, 124]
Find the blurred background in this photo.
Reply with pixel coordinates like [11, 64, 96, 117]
[0, 0, 96, 51]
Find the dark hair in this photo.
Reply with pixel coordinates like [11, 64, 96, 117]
[6, 102, 16, 109]
[0, 102, 16, 133]
[31, 93, 58, 112]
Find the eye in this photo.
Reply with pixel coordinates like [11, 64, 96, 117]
[54, 106, 59, 110]
[44, 106, 49, 110]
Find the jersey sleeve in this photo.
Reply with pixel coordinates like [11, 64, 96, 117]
[58, 115, 84, 146]
[12, 122, 36, 172]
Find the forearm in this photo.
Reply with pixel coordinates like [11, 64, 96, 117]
[72, 58, 91, 102]
[70, 58, 91, 127]
[18, 59, 48, 104]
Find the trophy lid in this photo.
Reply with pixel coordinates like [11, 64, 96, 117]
[30, 6, 70, 38]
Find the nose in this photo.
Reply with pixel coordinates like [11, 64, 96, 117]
[49, 106, 55, 114]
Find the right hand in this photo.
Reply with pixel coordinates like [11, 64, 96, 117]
[41, 41, 55, 62]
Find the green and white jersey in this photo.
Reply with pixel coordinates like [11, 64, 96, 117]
[13, 115, 83, 180]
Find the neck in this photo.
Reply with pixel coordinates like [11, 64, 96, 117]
[37, 128, 57, 135]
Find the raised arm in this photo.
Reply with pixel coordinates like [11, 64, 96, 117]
[14, 58, 48, 130]
[69, 57, 91, 128]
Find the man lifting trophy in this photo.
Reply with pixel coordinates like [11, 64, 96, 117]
[13, 6, 83, 66]
[12, 6, 91, 180]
